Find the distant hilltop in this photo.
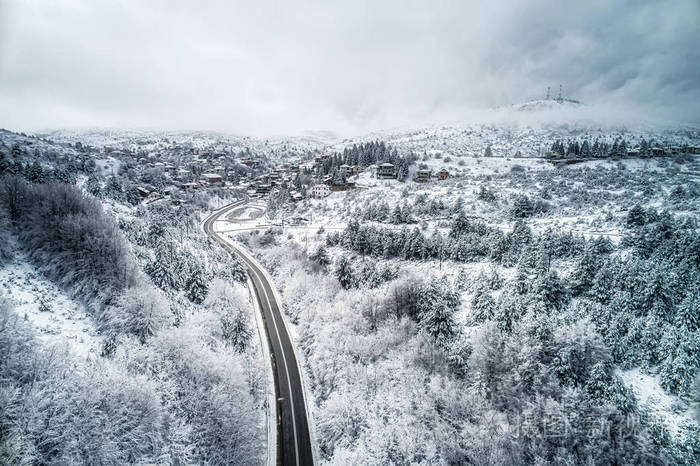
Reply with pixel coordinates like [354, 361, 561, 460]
[512, 98, 584, 112]
[510, 84, 584, 112]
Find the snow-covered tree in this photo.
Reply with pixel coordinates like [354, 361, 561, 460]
[146, 243, 179, 291]
[675, 294, 699, 332]
[102, 284, 170, 343]
[659, 328, 699, 396]
[391, 204, 403, 224]
[310, 245, 331, 269]
[471, 282, 495, 323]
[455, 268, 469, 291]
[418, 278, 460, 345]
[185, 264, 209, 304]
[221, 309, 252, 353]
[335, 255, 354, 289]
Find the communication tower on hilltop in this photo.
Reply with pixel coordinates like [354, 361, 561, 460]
[557, 84, 563, 102]
[545, 86, 551, 100]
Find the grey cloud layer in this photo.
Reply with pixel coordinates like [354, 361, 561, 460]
[0, 0, 698, 134]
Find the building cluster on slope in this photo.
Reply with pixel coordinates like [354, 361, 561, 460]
[116, 135, 699, 206]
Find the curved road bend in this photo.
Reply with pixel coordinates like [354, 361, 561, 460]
[203, 202, 314, 466]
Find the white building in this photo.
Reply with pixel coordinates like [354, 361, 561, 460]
[312, 184, 331, 198]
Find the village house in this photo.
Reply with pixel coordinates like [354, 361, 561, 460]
[376, 163, 397, 179]
[351, 165, 363, 175]
[136, 186, 150, 198]
[240, 157, 262, 168]
[312, 184, 331, 198]
[414, 169, 431, 182]
[330, 180, 356, 192]
[176, 168, 190, 180]
[339, 164, 352, 177]
[255, 183, 272, 194]
[201, 173, 224, 186]
[436, 168, 450, 180]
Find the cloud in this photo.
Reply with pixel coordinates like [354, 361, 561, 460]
[0, 0, 698, 135]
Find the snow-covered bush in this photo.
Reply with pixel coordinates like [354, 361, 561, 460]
[101, 284, 170, 343]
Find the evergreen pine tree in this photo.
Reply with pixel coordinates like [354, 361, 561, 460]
[453, 196, 465, 214]
[659, 328, 699, 396]
[185, 265, 209, 304]
[532, 270, 569, 312]
[675, 294, 699, 332]
[570, 248, 601, 295]
[455, 268, 469, 291]
[626, 205, 647, 227]
[580, 140, 592, 158]
[221, 309, 252, 353]
[449, 209, 470, 238]
[146, 244, 179, 291]
[418, 278, 460, 345]
[391, 204, 403, 224]
[335, 255, 354, 289]
[310, 245, 331, 269]
[0, 152, 9, 174]
[611, 140, 619, 158]
[471, 282, 496, 323]
[85, 174, 102, 197]
[619, 140, 628, 156]
[25, 161, 45, 183]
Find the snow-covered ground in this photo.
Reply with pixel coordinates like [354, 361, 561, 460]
[0, 254, 101, 358]
[618, 368, 696, 437]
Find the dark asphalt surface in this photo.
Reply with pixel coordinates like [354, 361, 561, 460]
[204, 202, 314, 466]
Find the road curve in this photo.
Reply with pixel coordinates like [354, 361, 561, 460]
[203, 201, 314, 466]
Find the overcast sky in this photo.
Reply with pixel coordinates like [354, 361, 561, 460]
[0, 0, 698, 135]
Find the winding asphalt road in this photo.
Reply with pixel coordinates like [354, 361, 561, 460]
[203, 201, 314, 466]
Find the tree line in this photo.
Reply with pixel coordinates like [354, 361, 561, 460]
[547, 137, 664, 159]
[316, 140, 417, 182]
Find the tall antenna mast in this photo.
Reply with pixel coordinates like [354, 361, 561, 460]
[557, 84, 563, 101]
[545, 86, 550, 100]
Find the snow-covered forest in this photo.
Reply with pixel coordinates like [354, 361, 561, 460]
[230, 126, 700, 464]
[0, 132, 266, 463]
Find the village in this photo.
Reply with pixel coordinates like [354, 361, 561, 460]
[107, 142, 458, 207]
[111, 136, 700, 211]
